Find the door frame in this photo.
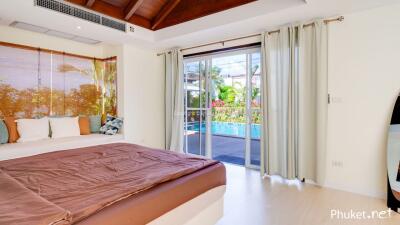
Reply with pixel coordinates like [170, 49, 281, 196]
[183, 47, 261, 169]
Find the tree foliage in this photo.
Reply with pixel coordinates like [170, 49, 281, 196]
[0, 59, 117, 118]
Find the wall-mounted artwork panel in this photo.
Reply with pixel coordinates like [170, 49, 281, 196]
[0, 42, 117, 118]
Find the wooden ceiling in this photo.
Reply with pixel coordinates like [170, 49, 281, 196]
[66, 0, 257, 30]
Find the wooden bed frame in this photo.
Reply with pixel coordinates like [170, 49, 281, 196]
[149, 186, 225, 225]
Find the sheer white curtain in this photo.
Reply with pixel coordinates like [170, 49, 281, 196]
[165, 49, 184, 153]
[260, 21, 328, 184]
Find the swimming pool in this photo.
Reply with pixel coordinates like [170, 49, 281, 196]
[187, 121, 261, 139]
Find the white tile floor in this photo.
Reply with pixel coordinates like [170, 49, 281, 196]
[216, 164, 400, 225]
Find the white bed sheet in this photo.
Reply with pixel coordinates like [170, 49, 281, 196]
[0, 134, 124, 161]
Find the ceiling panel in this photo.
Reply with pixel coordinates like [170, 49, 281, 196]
[103, 0, 131, 8]
[157, 0, 257, 30]
[66, 0, 257, 30]
[135, 0, 167, 20]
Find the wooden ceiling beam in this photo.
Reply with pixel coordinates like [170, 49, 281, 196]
[151, 0, 181, 30]
[67, 0, 152, 29]
[129, 14, 152, 29]
[124, 0, 145, 20]
[67, 0, 256, 31]
[153, 0, 256, 30]
[86, 0, 96, 7]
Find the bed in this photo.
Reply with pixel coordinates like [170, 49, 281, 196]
[0, 136, 226, 225]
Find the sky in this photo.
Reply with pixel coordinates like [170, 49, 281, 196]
[0, 46, 94, 91]
[184, 52, 261, 78]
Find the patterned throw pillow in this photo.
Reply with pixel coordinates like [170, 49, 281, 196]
[100, 115, 123, 135]
[0, 120, 9, 144]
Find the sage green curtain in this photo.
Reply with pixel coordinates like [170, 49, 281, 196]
[165, 49, 184, 153]
[260, 21, 328, 185]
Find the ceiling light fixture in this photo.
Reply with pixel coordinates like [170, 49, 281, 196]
[10, 21, 101, 45]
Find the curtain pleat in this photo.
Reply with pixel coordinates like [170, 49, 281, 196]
[260, 21, 328, 184]
[260, 33, 269, 177]
[165, 49, 185, 153]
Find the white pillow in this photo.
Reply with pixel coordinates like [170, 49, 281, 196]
[49, 117, 81, 139]
[16, 117, 50, 143]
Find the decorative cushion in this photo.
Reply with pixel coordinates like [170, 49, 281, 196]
[0, 120, 9, 144]
[78, 117, 91, 135]
[4, 117, 19, 143]
[49, 117, 80, 138]
[89, 115, 102, 133]
[48, 115, 65, 137]
[100, 115, 123, 135]
[16, 117, 50, 143]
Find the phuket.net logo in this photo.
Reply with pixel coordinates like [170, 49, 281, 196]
[330, 208, 392, 220]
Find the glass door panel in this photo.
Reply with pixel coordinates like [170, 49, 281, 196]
[184, 61, 200, 155]
[186, 110, 201, 155]
[211, 54, 247, 165]
[250, 52, 261, 167]
[183, 47, 262, 169]
[184, 60, 206, 156]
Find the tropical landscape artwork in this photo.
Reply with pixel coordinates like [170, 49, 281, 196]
[0, 45, 117, 118]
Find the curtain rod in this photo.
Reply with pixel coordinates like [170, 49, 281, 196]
[0, 41, 116, 61]
[157, 16, 344, 56]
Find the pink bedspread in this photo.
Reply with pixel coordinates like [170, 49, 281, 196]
[0, 143, 218, 224]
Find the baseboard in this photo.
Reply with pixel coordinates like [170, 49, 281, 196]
[322, 182, 386, 199]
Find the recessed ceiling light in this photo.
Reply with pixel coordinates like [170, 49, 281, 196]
[76, 26, 81, 30]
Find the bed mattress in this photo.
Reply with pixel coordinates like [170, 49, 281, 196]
[77, 162, 225, 225]
[0, 143, 226, 225]
[0, 134, 124, 160]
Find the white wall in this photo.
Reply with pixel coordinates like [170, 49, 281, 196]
[326, 3, 400, 198]
[104, 43, 165, 149]
[121, 44, 165, 149]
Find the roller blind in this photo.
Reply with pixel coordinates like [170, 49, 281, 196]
[0, 43, 117, 118]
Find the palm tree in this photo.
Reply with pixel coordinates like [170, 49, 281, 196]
[209, 66, 224, 101]
[57, 59, 117, 116]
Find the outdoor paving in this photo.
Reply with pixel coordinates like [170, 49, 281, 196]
[186, 134, 260, 166]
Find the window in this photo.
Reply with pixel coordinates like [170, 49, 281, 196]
[0, 43, 117, 118]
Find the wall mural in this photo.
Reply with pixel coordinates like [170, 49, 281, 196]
[387, 94, 400, 213]
[0, 45, 117, 118]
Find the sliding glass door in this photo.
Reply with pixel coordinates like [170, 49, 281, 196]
[183, 47, 261, 168]
[184, 60, 207, 156]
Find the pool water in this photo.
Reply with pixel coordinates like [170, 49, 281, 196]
[188, 121, 261, 139]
